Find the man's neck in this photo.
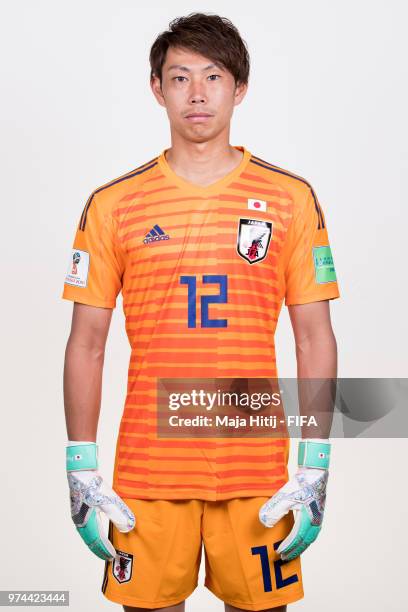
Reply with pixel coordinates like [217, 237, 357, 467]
[165, 137, 243, 188]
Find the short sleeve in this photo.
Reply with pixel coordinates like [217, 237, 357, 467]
[283, 185, 340, 306]
[61, 192, 125, 308]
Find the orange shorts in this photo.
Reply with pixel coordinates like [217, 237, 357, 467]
[101, 497, 304, 610]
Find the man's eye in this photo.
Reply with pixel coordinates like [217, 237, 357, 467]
[173, 76, 187, 82]
[208, 74, 221, 81]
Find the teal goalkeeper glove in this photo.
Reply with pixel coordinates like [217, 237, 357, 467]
[66, 441, 135, 561]
[259, 439, 330, 561]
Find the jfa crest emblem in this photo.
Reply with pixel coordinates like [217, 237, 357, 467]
[113, 549, 133, 584]
[236, 218, 273, 264]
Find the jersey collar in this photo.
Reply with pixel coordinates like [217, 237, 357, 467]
[157, 145, 252, 195]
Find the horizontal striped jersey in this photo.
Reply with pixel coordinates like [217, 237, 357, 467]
[62, 146, 340, 501]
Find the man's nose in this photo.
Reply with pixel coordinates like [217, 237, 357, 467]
[189, 84, 207, 104]
[190, 94, 206, 104]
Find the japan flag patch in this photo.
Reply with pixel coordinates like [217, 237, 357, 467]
[247, 198, 267, 212]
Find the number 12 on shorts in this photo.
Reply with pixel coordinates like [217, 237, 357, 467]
[180, 274, 228, 328]
[252, 543, 299, 592]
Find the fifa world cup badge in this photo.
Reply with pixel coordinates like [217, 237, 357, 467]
[64, 248, 89, 287]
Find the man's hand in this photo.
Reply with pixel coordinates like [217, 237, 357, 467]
[259, 439, 330, 561]
[66, 441, 135, 561]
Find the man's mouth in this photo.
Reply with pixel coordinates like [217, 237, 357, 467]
[184, 112, 214, 122]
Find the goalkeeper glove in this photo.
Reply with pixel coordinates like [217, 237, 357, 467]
[259, 438, 330, 561]
[66, 441, 135, 561]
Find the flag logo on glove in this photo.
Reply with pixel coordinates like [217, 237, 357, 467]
[259, 439, 331, 561]
[66, 441, 135, 561]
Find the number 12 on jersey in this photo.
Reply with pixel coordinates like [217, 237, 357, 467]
[180, 275, 228, 328]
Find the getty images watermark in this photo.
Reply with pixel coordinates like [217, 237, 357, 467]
[167, 387, 313, 430]
[155, 378, 408, 438]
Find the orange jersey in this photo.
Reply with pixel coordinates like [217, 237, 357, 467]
[62, 146, 340, 501]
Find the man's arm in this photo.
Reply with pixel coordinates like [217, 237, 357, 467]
[288, 299, 337, 378]
[63, 302, 135, 561]
[259, 299, 336, 558]
[63, 302, 113, 441]
[288, 299, 337, 439]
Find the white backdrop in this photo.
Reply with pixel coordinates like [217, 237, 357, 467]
[0, 1, 407, 610]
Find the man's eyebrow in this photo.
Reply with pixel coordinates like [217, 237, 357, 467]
[167, 63, 224, 72]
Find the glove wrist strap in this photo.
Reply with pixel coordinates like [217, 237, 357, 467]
[66, 442, 98, 471]
[298, 439, 331, 469]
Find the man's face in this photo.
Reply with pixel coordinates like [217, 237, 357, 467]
[151, 46, 247, 144]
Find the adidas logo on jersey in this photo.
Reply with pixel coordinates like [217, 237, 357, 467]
[143, 224, 170, 244]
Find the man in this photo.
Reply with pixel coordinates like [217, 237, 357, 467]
[63, 12, 339, 612]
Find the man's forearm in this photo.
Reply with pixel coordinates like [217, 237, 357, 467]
[63, 337, 105, 441]
[295, 330, 337, 439]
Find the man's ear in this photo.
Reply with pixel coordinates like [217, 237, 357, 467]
[150, 75, 166, 108]
[233, 82, 248, 107]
